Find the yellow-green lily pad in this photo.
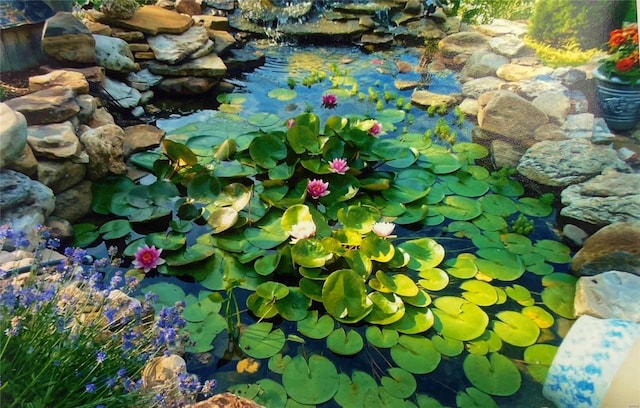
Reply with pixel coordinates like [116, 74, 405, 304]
[463, 353, 521, 396]
[390, 335, 441, 374]
[326, 328, 364, 355]
[493, 311, 540, 347]
[432, 296, 488, 341]
[282, 354, 339, 405]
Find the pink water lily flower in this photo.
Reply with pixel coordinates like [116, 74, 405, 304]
[369, 121, 383, 136]
[133, 244, 165, 272]
[307, 179, 330, 199]
[321, 93, 338, 109]
[372, 221, 396, 238]
[290, 220, 316, 244]
[329, 158, 349, 174]
[286, 118, 295, 128]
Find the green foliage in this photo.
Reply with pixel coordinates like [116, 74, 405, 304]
[447, 0, 535, 24]
[523, 37, 600, 67]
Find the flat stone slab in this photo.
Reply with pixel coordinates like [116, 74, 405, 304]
[148, 53, 227, 77]
[86, 5, 193, 35]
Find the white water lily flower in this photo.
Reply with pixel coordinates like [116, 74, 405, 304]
[372, 221, 396, 238]
[290, 220, 316, 244]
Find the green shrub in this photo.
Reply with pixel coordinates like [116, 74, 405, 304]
[447, 0, 536, 24]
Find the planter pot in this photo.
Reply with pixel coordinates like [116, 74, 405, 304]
[593, 67, 640, 131]
[543, 315, 640, 408]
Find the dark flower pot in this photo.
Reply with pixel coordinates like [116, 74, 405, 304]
[593, 67, 640, 131]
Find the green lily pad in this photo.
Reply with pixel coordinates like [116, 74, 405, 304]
[434, 196, 482, 221]
[98, 219, 132, 240]
[365, 292, 406, 325]
[375, 271, 419, 297]
[256, 281, 290, 300]
[463, 353, 521, 396]
[322, 269, 372, 323]
[416, 394, 445, 408]
[326, 328, 364, 355]
[254, 252, 281, 276]
[488, 177, 524, 197]
[460, 280, 498, 306]
[541, 273, 576, 319]
[466, 331, 503, 356]
[247, 293, 279, 319]
[475, 248, 525, 281]
[402, 288, 432, 307]
[239, 322, 286, 359]
[142, 282, 185, 307]
[456, 387, 497, 408]
[493, 311, 540, 347]
[250, 133, 288, 168]
[276, 287, 311, 322]
[390, 335, 441, 374]
[418, 268, 449, 291]
[72, 223, 100, 247]
[184, 312, 227, 353]
[522, 305, 555, 329]
[269, 87, 298, 101]
[399, 238, 445, 271]
[421, 151, 461, 174]
[516, 197, 553, 217]
[432, 296, 488, 341]
[534, 240, 572, 264]
[164, 243, 216, 266]
[227, 383, 260, 401]
[441, 171, 489, 197]
[146, 231, 186, 251]
[376, 108, 406, 123]
[182, 292, 221, 322]
[472, 213, 508, 232]
[365, 326, 399, 348]
[477, 195, 517, 217]
[524, 344, 558, 383]
[334, 371, 378, 408]
[505, 284, 534, 306]
[292, 239, 332, 268]
[297, 310, 335, 339]
[445, 253, 478, 279]
[282, 354, 339, 405]
[249, 112, 281, 128]
[381, 368, 416, 399]
[431, 335, 464, 357]
[254, 379, 288, 408]
[388, 304, 434, 334]
[452, 142, 489, 160]
[268, 353, 292, 374]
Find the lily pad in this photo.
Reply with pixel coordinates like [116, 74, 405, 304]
[524, 344, 558, 383]
[334, 371, 378, 408]
[322, 269, 372, 323]
[365, 292, 405, 325]
[432, 296, 488, 341]
[390, 335, 441, 374]
[269, 88, 298, 101]
[475, 248, 525, 281]
[276, 287, 311, 321]
[326, 328, 364, 355]
[381, 368, 416, 399]
[460, 280, 498, 306]
[375, 271, 419, 297]
[541, 273, 576, 319]
[477, 195, 517, 217]
[463, 353, 521, 396]
[268, 353, 292, 374]
[418, 268, 449, 291]
[249, 112, 281, 128]
[399, 238, 445, 271]
[239, 322, 286, 359]
[388, 304, 435, 334]
[184, 312, 227, 353]
[522, 305, 555, 329]
[434, 196, 482, 221]
[445, 253, 478, 279]
[282, 354, 339, 405]
[297, 310, 335, 339]
[431, 335, 464, 357]
[365, 326, 399, 348]
[534, 240, 572, 264]
[456, 387, 497, 408]
[254, 379, 288, 408]
[441, 171, 489, 197]
[516, 197, 553, 217]
[98, 219, 132, 240]
[493, 311, 540, 347]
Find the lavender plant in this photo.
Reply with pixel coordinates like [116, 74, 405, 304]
[0, 226, 215, 407]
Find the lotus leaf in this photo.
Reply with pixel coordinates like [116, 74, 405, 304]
[184, 312, 227, 353]
[287, 125, 319, 154]
[297, 310, 335, 339]
[365, 292, 406, 325]
[227, 383, 260, 400]
[275, 287, 311, 321]
[268, 353, 292, 374]
[522, 305, 554, 328]
[445, 222, 480, 239]
[399, 238, 445, 271]
[182, 292, 221, 322]
[282, 204, 314, 231]
[432, 296, 488, 341]
[431, 335, 464, 357]
[211, 230, 250, 253]
[477, 195, 517, 217]
[456, 387, 497, 408]
[418, 268, 449, 291]
[247, 293, 279, 319]
[365, 326, 399, 348]
[269, 87, 297, 101]
[466, 331, 501, 355]
[393, 202, 429, 225]
[282, 354, 339, 405]
[434, 196, 482, 221]
[372, 139, 417, 168]
[441, 171, 489, 197]
[239, 322, 285, 359]
[382, 176, 432, 203]
[445, 254, 478, 279]
[213, 160, 257, 178]
[388, 305, 434, 334]
[501, 233, 534, 255]
[326, 328, 364, 355]
[471, 230, 504, 249]
[206, 207, 239, 233]
[463, 353, 521, 396]
[541, 273, 576, 319]
[256, 281, 290, 300]
[402, 288, 432, 307]
[534, 240, 572, 264]
[402, 132, 433, 151]
[390, 335, 441, 374]
[460, 280, 498, 306]
[381, 368, 416, 399]
[162, 139, 198, 165]
[322, 269, 372, 322]
[475, 248, 525, 281]
[334, 371, 378, 408]
[493, 311, 540, 347]
[361, 235, 395, 262]
[524, 344, 558, 383]
[516, 197, 552, 217]
[299, 278, 323, 302]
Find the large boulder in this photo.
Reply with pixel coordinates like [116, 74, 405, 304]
[571, 222, 640, 276]
[517, 139, 629, 188]
[477, 90, 548, 141]
[461, 77, 506, 99]
[79, 124, 127, 179]
[86, 5, 194, 35]
[41, 12, 96, 64]
[4, 86, 80, 125]
[94, 35, 137, 73]
[0, 103, 28, 168]
[52, 180, 93, 223]
[460, 51, 509, 79]
[438, 31, 489, 58]
[29, 70, 90, 95]
[574, 271, 640, 322]
[27, 121, 81, 159]
[147, 25, 210, 65]
[561, 169, 640, 226]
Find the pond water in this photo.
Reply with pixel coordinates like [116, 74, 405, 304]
[88, 42, 575, 408]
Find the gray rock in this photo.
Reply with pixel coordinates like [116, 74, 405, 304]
[474, 18, 528, 37]
[4, 86, 80, 125]
[0, 103, 28, 167]
[458, 98, 478, 117]
[123, 124, 165, 157]
[156, 76, 219, 95]
[149, 53, 227, 78]
[551, 67, 587, 87]
[103, 77, 142, 109]
[52, 180, 93, 223]
[79, 124, 127, 179]
[478, 90, 548, 141]
[461, 76, 506, 99]
[488, 34, 529, 58]
[460, 51, 509, 79]
[534, 123, 567, 142]
[147, 25, 210, 64]
[27, 121, 81, 159]
[575, 271, 640, 322]
[532, 91, 571, 124]
[75, 94, 98, 125]
[94, 35, 137, 73]
[37, 160, 86, 194]
[518, 139, 630, 188]
[86, 5, 194, 35]
[511, 77, 568, 100]
[561, 113, 595, 139]
[189, 39, 215, 60]
[439, 31, 489, 58]
[4, 144, 38, 177]
[41, 12, 96, 64]
[490, 139, 526, 169]
[126, 69, 164, 91]
[561, 169, 640, 226]
[29, 70, 90, 94]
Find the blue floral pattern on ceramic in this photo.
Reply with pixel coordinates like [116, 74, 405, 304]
[543, 315, 640, 408]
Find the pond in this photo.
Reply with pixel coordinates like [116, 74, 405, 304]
[81, 41, 576, 408]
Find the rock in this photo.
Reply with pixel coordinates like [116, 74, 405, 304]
[474, 18, 528, 37]
[176, 0, 202, 16]
[477, 90, 548, 141]
[149, 52, 227, 78]
[488, 34, 529, 58]
[44, 216, 75, 244]
[102, 77, 142, 109]
[438, 31, 489, 58]
[561, 113, 594, 139]
[0, 170, 55, 240]
[394, 80, 420, 91]
[84, 20, 112, 35]
[490, 139, 526, 169]
[534, 123, 567, 141]
[52, 180, 93, 223]
[5, 145, 38, 177]
[126, 69, 164, 91]
[112, 29, 145, 42]
[458, 98, 478, 117]
[572, 223, 640, 276]
[156, 77, 219, 95]
[4, 86, 80, 125]
[411, 90, 460, 108]
[86, 5, 194, 35]
[562, 223, 589, 247]
[147, 25, 210, 64]
[511, 77, 569, 100]
[190, 40, 216, 60]
[532, 91, 571, 124]
[461, 76, 506, 99]
[403, 0, 422, 15]
[123, 124, 165, 157]
[27, 121, 81, 159]
[0, 103, 28, 167]
[574, 271, 640, 321]
[79, 124, 127, 179]
[189, 393, 265, 408]
[460, 51, 509, 79]
[517, 139, 630, 188]
[551, 67, 588, 88]
[142, 354, 187, 389]
[222, 47, 265, 73]
[37, 160, 86, 193]
[561, 169, 640, 226]
[204, 0, 234, 11]
[29, 70, 90, 95]
[496, 63, 554, 82]
[88, 107, 116, 128]
[94, 35, 137, 73]
[193, 15, 229, 31]
[361, 34, 394, 47]
[75, 94, 99, 125]
[101, 0, 140, 19]
[41, 12, 96, 64]
[210, 29, 236, 55]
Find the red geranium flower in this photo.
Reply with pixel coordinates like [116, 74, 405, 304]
[599, 23, 640, 84]
[616, 57, 636, 72]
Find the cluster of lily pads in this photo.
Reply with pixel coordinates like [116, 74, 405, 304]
[74, 53, 576, 407]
